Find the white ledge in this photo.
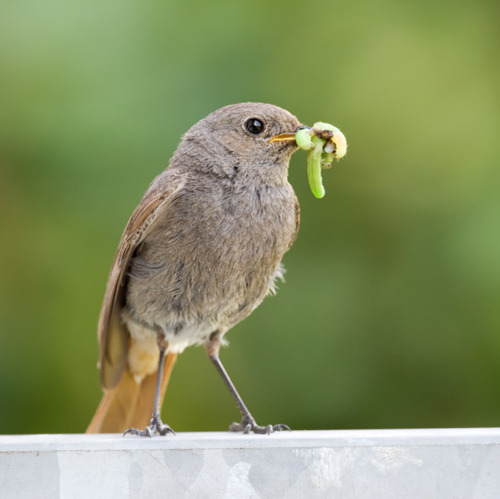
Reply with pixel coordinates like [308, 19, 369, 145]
[2, 429, 500, 498]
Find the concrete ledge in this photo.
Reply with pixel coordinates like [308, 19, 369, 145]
[2, 429, 500, 498]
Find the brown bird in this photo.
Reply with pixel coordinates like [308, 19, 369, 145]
[87, 102, 307, 436]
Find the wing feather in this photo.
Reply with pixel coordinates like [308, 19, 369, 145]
[288, 195, 301, 251]
[97, 175, 184, 389]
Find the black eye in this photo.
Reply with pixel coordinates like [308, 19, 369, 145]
[245, 118, 264, 135]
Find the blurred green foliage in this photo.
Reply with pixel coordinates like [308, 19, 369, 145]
[1, 0, 499, 434]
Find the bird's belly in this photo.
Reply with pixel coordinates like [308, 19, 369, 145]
[122, 309, 218, 382]
[123, 311, 218, 354]
[123, 242, 285, 352]
[124, 258, 280, 337]
[123, 184, 297, 352]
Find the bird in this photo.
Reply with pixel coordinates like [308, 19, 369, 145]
[87, 102, 308, 436]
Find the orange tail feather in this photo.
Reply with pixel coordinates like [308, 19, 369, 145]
[87, 353, 177, 433]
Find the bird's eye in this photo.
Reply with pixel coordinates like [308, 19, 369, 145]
[244, 118, 265, 135]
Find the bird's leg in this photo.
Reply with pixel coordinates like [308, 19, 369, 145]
[124, 346, 175, 437]
[206, 333, 290, 434]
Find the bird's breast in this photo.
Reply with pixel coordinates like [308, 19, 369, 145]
[124, 180, 298, 341]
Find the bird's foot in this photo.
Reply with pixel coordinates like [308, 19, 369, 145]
[229, 415, 291, 435]
[123, 414, 175, 437]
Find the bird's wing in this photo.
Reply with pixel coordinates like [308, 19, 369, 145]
[97, 174, 185, 389]
[288, 195, 301, 251]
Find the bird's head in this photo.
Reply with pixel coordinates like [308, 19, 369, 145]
[172, 102, 304, 185]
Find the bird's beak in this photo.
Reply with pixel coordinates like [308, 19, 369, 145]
[269, 126, 309, 144]
[268, 133, 297, 144]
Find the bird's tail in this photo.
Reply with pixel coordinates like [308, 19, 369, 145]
[86, 353, 177, 433]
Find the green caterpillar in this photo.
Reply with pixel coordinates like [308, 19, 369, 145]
[296, 123, 348, 199]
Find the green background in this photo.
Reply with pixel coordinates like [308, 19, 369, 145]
[1, 1, 499, 434]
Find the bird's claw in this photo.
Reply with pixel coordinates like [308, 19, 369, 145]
[123, 415, 175, 437]
[229, 416, 291, 435]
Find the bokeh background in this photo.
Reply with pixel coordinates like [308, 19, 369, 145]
[1, 0, 499, 434]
